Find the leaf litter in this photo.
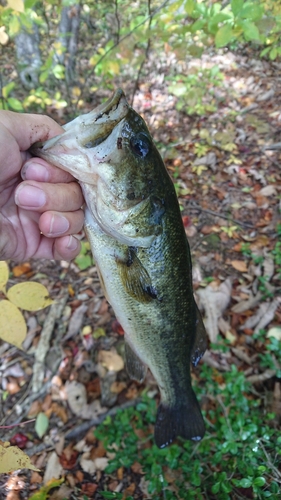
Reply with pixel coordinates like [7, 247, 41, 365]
[0, 49, 281, 498]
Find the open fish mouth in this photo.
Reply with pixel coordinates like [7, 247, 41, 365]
[30, 89, 130, 184]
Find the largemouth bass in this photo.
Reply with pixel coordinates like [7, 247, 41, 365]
[31, 89, 207, 448]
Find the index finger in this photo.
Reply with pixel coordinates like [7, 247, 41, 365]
[0, 110, 63, 151]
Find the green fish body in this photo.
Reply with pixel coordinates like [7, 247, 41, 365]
[31, 89, 207, 448]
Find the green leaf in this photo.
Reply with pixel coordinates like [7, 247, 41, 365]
[242, 22, 260, 41]
[2, 82, 15, 99]
[270, 47, 277, 60]
[35, 412, 49, 438]
[239, 478, 253, 488]
[168, 83, 187, 97]
[253, 477, 266, 487]
[24, 0, 38, 8]
[231, 0, 244, 16]
[211, 482, 220, 494]
[185, 0, 195, 16]
[100, 493, 122, 500]
[7, 97, 23, 111]
[260, 46, 271, 57]
[215, 25, 234, 47]
[75, 254, 92, 270]
[39, 70, 49, 84]
[240, 3, 263, 21]
[52, 64, 65, 79]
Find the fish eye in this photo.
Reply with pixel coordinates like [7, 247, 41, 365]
[130, 133, 150, 158]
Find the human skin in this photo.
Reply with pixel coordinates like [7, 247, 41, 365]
[0, 110, 84, 261]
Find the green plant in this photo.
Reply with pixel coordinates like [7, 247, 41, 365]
[95, 362, 281, 498]
[167, 65, 224, 116]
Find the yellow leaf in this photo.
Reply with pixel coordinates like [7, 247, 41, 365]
[0, 300, 26, 348]
[231, 260, 248, 273]
[7, 0, 24, 12]
[0, 443, 40, 473]
[0, 26, 9, 45]
[72, 86, 81, 97]
[7, 282, 53, 311]
[192, 165, 208, 176]
[98, 349, 124, 372]
[0, 261, 9, 292]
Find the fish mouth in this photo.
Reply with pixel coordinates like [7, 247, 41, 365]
[30, 89, 130, 183]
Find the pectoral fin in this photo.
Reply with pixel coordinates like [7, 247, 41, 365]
[125, 340, 147, 382]
[190, 303, 207, 367]
[116, 247, 158, 303]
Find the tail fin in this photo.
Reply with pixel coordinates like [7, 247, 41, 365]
[154, 390, 205, 449]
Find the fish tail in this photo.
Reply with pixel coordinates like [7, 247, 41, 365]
[154, 390, 205, 449]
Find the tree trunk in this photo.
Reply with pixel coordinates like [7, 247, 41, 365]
[55, 4, 81, 83]
[15, 22, 41, 89]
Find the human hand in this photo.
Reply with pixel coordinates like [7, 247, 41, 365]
[0, 110, 84, 261]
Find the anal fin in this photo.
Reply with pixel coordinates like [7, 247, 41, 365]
[125, 341, 147, 383]
[190, 302, 207, 367]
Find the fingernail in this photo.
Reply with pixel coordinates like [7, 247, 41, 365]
[66, 235, 79, 251]
[49, 214, 70, 236]
[21, 162, 49, 181]
[15, 185, 46, 209]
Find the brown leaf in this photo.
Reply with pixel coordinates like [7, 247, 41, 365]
[110, 381, 127, 394]
[12, 263, 31, 278]
[81, 483, 98, 496]
[98, 349, 124, 372]
[27, 400, 42, 418]
[231, 260, 248, 272]
[131, 461, 143, 474]
[90, 441, 106, 460]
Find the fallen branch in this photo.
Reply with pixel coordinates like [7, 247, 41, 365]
[32, 292, 68, 393]
[189, 201, 255, 229]
[65, 398, 141, 441]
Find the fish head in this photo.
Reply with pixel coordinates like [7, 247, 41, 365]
[31, 89, 169, 246]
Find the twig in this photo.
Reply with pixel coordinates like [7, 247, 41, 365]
[65, 398, 141, 441]
[114, 0, 120, 44]
[131, 0, 152, 106]
[0, 419, 35, 429]
[188, 201, 255, 228]
[75, 0, 171, 108]
[263, 142, 281, 151]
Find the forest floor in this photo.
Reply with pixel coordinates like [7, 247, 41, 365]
[0, 47, 281, 499]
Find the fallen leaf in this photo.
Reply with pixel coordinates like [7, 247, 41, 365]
[35, 412, 49, 438]
[98, 349, 124, 372]
[267, 327, 281, 341]
[0, 300, 27, 348]
[7, 282, 53, 311]
[0, 443, 40, 473]
[197, 278, 232, 343]
[259, 185, 277, 197]
[110, 381, 127, 394]
[231, 260, 248, 272]
[0, 261, 9, 291]
[12, 262, 31, 277]
[43, 455, 64, 485]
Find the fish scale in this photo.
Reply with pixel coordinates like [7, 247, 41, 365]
[31, 89, 207, 448]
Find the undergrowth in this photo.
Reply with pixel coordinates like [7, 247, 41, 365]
[95, 361, 280, 499]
